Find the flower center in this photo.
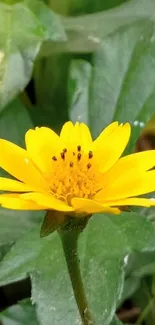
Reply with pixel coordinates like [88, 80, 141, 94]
[49, 145, 99, 204]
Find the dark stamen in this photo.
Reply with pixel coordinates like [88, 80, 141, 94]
[63, 148, 67, 153]
[70, 162, 74, 167]
[77, 153, 82, 161]
[87, 163, 91, 169]
[52, 156, 57, 161]
[61, 152, 65, 160]
[88, 151, 93, 159]
[73, 152, 75, 156]
[77, 145, 81, 152]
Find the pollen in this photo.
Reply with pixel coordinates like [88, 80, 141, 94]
[88, 151, 93, 159]
[77, 153, 82, 161]
[52, 156, 57, 161]
[61, 152, 65, 160]
[49, 146, 98, 203]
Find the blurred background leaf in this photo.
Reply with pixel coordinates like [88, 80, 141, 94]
[0, 299, 39, 325]
[0, 0, 66, 109]
[0, 97, 32, 146]
[68, 59, 92, 124]
[32, 54, 70, 132]
[110, 316, 123, 325]
[40, 0, 155, 55]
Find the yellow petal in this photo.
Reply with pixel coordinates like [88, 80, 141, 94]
[102, 197, 154, 207]
[0, 194, 45, 210]
[93, 121, 119, 148]
[71, 197, 120, 214]
[60, 121, 73, 139]
[101, 150, 155, 185]
[0, 139, 49, 191]
[25, 127, 60, 174]
[96, 170, 155, 201]
[60, 121, 92, 151]
[20, 192, 74, 212]
[93, 123, 131, 173]
[0, 177, 37, 192]
[79, 123, 92, 149]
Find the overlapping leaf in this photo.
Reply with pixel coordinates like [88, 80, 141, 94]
[0, 0, 66, 108]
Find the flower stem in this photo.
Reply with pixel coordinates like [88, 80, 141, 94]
[59, 226, 94, 325]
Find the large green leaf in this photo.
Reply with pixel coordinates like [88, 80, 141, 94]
[0, 299, 39, 325]
[0, 0, 65, 108]
[0, 227, 49, 285]
[40, 0, 155, 55]
[30, 213, 155, 325]
[78, 213, 155, 325]
[0, 208, 43, 246]
[90, 20, 155, 137]
[68, 20, 155, 154]
[31, 232, 80, 325]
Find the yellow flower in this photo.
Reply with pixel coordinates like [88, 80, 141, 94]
[0, 121, 155, 215]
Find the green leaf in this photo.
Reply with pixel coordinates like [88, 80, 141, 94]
[68, 59, 92, 124]
[0, 299, 39, 325]
[0, 227, 49, 285]
[0, 0, 66, 108]
[0, 208, 43, 246]
[75, 0, 127, 14]
[110, 316, 123, 325]
[30, 213, 155, 325]
[0, 97, 32, 146]
[24, 0, 66, 42]
[0, 243, 12, 261]
[68, 20, 155, 154]
[89, 20, 155, 138]
[31, 233, 80, 325]
[117, 275, 141, 307]
[32, 54, 70, 132]
[40, 0, 155, 55]
[78, 213, 155, 325]
[125, 251, 155, 278]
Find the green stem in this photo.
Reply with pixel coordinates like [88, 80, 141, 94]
[59, 227, 94, 325]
